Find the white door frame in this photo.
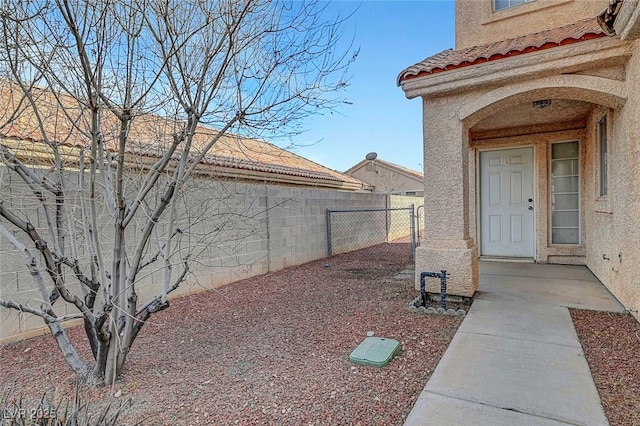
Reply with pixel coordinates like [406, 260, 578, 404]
[476, 145, 537, 259]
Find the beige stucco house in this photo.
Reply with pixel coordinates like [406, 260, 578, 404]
[398, 0, 640, 320]
[345, 155, 425, 196]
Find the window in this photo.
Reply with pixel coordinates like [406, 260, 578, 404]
[598, 116, 608, 197]
[550, 141, 580, 245]
[495, 0, 535, 11]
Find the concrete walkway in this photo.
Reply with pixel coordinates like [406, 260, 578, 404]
[404, 261, 625, 426]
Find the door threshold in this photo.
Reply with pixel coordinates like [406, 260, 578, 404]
[479, 256, 535, 263]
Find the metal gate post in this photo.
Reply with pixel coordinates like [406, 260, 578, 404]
[326, 208, 333, 258]
[416, 205, 424, 247]
[410, 204, 416, 260]
[385, 194, 390, 242]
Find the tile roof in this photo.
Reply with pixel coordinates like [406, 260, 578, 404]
[0, 81, 362, 188]
[358, 158, 424, 181]
[369, 159, 423, 180]
[344, 158, 423, 182]
[398, 18, 607, 85]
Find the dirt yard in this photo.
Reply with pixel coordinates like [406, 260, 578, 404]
[571, 309, 640, 426]
[4, 243, 636, 425]
[1, 243, 462, 425]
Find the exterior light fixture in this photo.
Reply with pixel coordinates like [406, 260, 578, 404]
[533, 99, 552, 109]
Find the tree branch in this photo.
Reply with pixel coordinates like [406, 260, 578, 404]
[131, 260, 189, 342]
[0, 202, 97, 324]
[0, 300, 83, 323]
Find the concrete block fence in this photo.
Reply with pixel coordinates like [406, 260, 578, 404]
[0, 172, 418, 341]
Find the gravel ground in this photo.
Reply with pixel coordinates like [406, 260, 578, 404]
[7, 244, 634, 426]
[570, 309, 640, 426]
[1, 243, 462, 425]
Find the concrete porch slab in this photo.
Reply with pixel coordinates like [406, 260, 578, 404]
[477, 273, 625, 312]
[479, 261, 600, 281]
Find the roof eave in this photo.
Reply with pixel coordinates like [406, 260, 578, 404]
[373, 160, 423, 181]
[399, 36, 631, 99]
[193, 163, 365, 190]
[398, 32, 606, 86]
[1, 137, 365, 191]
[345, 158, 423, 181]
[343, 159, 368, 175]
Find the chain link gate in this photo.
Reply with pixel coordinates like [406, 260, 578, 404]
[326, 205, 416, 259]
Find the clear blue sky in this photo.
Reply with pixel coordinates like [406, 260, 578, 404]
[285, 1, 455, 173]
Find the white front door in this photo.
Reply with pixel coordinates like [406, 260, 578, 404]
[480, 147, 534, 257]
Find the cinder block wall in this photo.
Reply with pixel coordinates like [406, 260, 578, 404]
[263, 186, 386, 269]
[389, 195, 422, 241]
[0, 170, 388, 341]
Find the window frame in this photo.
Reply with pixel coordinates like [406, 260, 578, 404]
[598, 115, 608, 198]
[494, 0, 536, 12]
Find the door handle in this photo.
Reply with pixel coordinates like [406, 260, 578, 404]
[528, 206, 534, 210]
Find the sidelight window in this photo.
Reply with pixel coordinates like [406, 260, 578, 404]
[598, 116, 608, 198]
[550, 141, 580, 245]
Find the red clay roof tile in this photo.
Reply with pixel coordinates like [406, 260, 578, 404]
[398, 18, 606, 84]
[0, 81, 361, 187]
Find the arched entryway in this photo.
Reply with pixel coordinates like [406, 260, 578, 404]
[459, 75, 626, 263]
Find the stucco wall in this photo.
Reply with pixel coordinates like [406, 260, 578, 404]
[403, 1, 639, 318]
[465, 68, 639, 318]
[583, 41, 640, 319]
[348, 164, 424, 195]
[413, 94, 479, 298]
[455, 0, 608, 50]
[0, 171, 388, 341]
[405, 43, 637, 316]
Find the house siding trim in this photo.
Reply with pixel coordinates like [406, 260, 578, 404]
[400, 38, 632, 99]
[458, 74, 627, 127]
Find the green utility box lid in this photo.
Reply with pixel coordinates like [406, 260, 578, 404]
[349, 337, 400, 367]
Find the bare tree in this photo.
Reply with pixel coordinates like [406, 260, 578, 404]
[0, 0, 355, 386]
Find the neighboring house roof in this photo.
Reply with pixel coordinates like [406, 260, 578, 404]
[397, 18, 606, 84]
[0, 81, 364, 190]
[345, 158, 423, 181]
